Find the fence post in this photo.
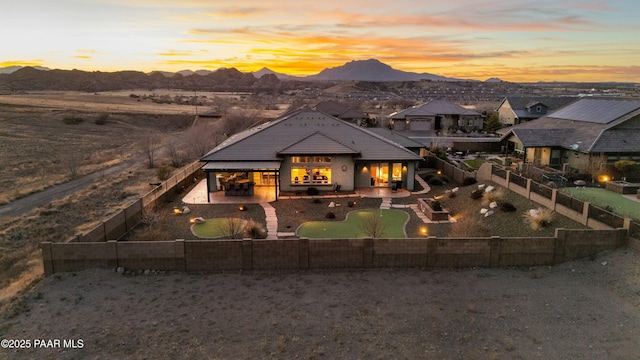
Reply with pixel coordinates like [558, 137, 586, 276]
[617, 228, 628, 248]
[553, 228, 566, 264]
[426, 236, 437, 268]
[489, 236, 501, 267]
[551, 189, 558, 210]
[175, 239, 186, 272]
[363, 238, 373, 268]
[582, 202, 590, 226]
[242, 239, 252, 271]
[41, 242, 54, 276]
[299, 237, 309, 270]
[107, 240, 118, 269]
[526, 179, 532, 199]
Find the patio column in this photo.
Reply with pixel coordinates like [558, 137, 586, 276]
[206, 171, 211, 203]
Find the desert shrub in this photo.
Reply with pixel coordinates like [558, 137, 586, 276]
[448, 214, 490, 237]
[429, 178, 444, 186]
[219, 218, 245, 239]
[243, 220, 267, 239]
[483, 189, 504, 205]
[523, 207, 554, 230]
[463, 177, 477, 186]
[157, 165, 172, 181]
[499, 201, 517, 212]
[348, 201, 356, 207]
[307, 187, 319, 195]
[63, 116, 84, 125]
[312, 198, 322, 204]
[470, 189, 484, 199]
[94, 113, 109, 125]
[325, 212, 336, 219]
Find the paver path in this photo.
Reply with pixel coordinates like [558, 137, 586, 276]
[260, 202, 279, 239]
[411, 174, 432, 195]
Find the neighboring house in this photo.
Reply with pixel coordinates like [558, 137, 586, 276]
[200, 107, 422, 201]
[388, 100, 483, 133]
[313, 100, 367, 125]
[499, 98, 640, 171]
[496, 96, 576, 126]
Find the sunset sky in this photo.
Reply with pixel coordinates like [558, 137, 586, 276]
[1, 0, 639, 82]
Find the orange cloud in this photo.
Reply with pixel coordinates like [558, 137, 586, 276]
[0, 60, 45, 67]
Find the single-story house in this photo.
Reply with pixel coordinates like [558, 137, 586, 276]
[496, 96, 576, 126]
[499, 98, 640, 171]
[200, 107, 423, 201]
[388, 100, 483, 133]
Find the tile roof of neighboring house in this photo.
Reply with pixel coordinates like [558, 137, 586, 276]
[548, 98, 640, 124]
[501, 98, 640, 153]
[201, 108, 422, 163]
[389, 100, 480, 119]
[499, 96, 577, 112]
[314, 100, 366, 119]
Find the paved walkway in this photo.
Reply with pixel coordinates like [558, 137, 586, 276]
[259, 202, 279, 240]
[411, 174, 432, 195]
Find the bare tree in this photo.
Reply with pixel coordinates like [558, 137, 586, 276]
[184, 122, 222, 158]
[61, 151, 84, 178]
[141, 134, 160, 168]
[166, 140, 186, 168]
[585, 153, 607, 183]
[360, 210, 387, 238]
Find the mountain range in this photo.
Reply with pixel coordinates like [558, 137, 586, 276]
[0, 59, 470, 83]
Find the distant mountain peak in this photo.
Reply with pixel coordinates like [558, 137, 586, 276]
[305, 58, 464, 82]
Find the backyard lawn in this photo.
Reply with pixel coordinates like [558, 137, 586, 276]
[191, 218, 247, 238]
[561, 187, 640, 221]
[297, 209, 409, 238]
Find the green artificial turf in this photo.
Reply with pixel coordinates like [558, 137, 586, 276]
[561, 187, 640, 221]
[463, 159, 485, 170]
[191, 218, 247, 238]
[296, 209, 409, 239]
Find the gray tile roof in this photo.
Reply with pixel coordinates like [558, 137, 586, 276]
[278, 132, 359, 155]
[500, 96, 576, 111]
[389, 100, 480, 119]
[549, 98, 640, 124]
[201, 108, 422, 163]
[364, 128, 426, 149]
[501, 99, 640, 153]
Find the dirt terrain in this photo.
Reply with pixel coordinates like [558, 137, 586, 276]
[1, 248, 639, 359]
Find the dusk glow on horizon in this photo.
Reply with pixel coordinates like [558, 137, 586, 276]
[2, 0, 639, 82]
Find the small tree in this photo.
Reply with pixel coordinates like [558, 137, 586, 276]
[483, 112, 502, 133]
[585, 153, 607, 183]
[141, 135, 160, 168]
[614, 160, 638, 180]
[166, 141, 186, 167]
[360, 210, 387, 238]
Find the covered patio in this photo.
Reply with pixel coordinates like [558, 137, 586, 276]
[183, 179, 410, 205]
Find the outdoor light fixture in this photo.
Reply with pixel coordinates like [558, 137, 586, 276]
[189, 218, 196, 224]
[173, 207, 182, 215]
[437, 170, 442, 175]
[420, 227, 428, 236]
[238, 205, 247, 211]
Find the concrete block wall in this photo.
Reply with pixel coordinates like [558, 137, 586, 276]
[42, 228, 628, 276]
